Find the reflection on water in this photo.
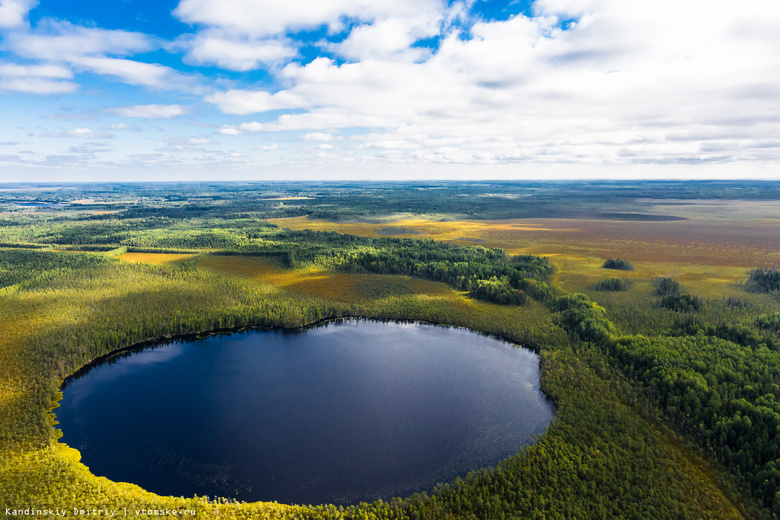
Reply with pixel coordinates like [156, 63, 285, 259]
[58, 319, 555, 505]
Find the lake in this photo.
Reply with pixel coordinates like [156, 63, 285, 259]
[57, 319, 555, 505]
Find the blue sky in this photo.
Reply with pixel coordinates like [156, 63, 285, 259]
[1, 0, 779, 181]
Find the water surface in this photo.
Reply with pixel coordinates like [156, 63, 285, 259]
[58, 320, 554, 505]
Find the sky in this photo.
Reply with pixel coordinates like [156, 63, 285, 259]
[0, 0, 779, 182]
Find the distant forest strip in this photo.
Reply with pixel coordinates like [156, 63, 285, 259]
[3, 180, 780, 222]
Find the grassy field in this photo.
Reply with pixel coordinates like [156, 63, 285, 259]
[117, 252, 197, 265]
[270, 198, 780, 300]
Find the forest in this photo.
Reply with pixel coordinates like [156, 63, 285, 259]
[1, 181, 779, 519]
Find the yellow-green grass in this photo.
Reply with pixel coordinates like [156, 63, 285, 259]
[270, 205, 779, 303]
[117, 252, 197, 265]
[199, 254, 457, 304]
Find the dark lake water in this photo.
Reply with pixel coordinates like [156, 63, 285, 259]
[57, 319, 555, 506]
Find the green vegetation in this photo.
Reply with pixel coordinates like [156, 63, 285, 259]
[2, 181, 780, 519]
[654, 277, 681, 296]
[748, 268, 780, 294]
[602, 258, 634, 271]
[659, 293, 704, 313]
[592, 278, 632, 292]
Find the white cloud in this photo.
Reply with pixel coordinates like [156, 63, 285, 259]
[3, 0, 780, 176]
[0, 62, 76, 94]
[0, 0, 37, 28]
[238, 122, 264, 132]
[181, 33, 296, 71]
[0, 63, 71, 78]
[5, 20, 152, 61]
[2, 20, 194, 92]
[216, 125, 242, 135]
[335, 16, 438, 61]
[108, 123, 139, 131]
[107, 104, 189, 119]
[71, 57, 182, 89]
[205, 88, 308, 115]
[0, 77, 77, 94]
[164, 135, 217, 146]
[199, 0, 780, 168]
[258, 144, 278, 151]
[173, 0, 444, 37]
[302, 131, 338, 141]
[42, 128, 113, 138]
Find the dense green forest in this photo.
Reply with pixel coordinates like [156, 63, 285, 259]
[1, 182, 780, 519]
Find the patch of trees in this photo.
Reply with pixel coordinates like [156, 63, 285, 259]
[757, 312, 780, 334]
[747, 268, 780, 293]
[592, 277, 631, 291]
[654, 277, 681, 296]
[468, 277, 527, 305]
[602, 258, 634, 271]
[552, 293, 616, 343]
[0, 249, 107, 290]
[336, 239, 556, 305]
[659, 293, 703, 313]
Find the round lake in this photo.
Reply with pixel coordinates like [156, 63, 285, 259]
[57, 319, 555, 505]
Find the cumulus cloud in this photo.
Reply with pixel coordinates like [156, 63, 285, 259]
[107, 104, 190, 119]
[335, 15, 439, 61]
[173, 0, 444, 36]
[5, 20, 152, 61]
[0, 62, 76, 94]
[180, 33, 296, 71]
[205, 89, 308, 115]
[201, 0, 780, 167]
[0, 0, 37, 28]
[70, 57, 183, 89]
[3, 20, 194, 92]
[238, 122, 264, 132]
[216, 125, 242, 135]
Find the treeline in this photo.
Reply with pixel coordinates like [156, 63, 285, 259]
[212, 229, 556, 306]
[337, 241, 555, 305]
